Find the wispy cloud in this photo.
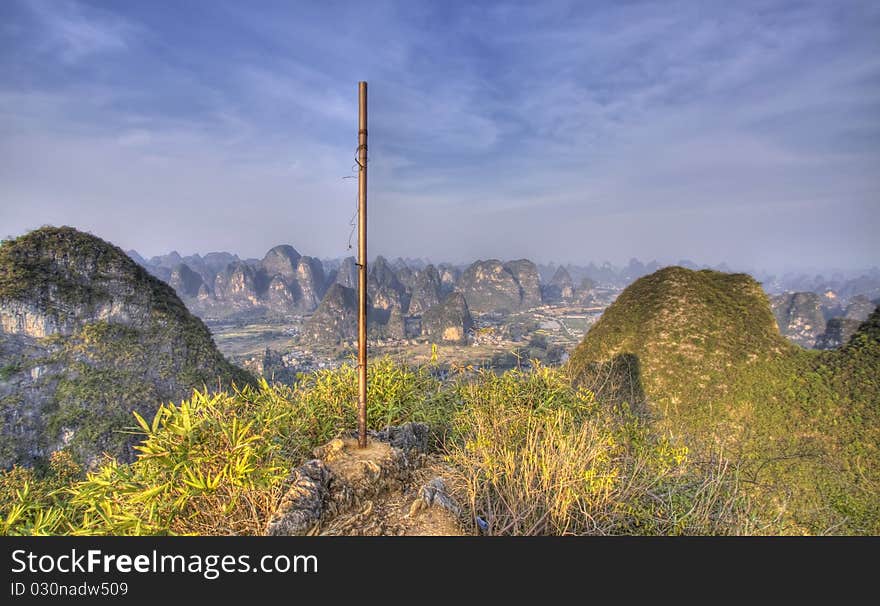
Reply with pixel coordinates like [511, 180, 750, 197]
[21, 0, 135, 62]
[0, 0, 877, 270]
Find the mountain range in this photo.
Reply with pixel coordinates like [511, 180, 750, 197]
[132, 243, 879, 350]
[131, 247, 595, 345]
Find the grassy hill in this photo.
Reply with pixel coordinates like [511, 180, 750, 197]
[569, 267, 880, 533]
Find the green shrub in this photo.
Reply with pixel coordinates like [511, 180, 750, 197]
[0, 359, 762, 536]
[445, 364, 754, 535]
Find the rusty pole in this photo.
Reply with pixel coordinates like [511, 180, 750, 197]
[357, 81, 368, 448]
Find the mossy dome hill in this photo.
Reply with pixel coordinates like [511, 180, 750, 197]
[0, 226, 251, 468]
[568, 266, 880, 533]
[569, 267, 791, 395]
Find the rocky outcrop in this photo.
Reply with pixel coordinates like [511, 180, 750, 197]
[300, 283, 358, 344]
[368, 256, 407, 311]
[266, 423, 431, 536]
[815, 317, 863, 350]
[543, 266, 575, 302]
[437, 264, 459, 297]
[169, 263, 205, 298]
[148, 250, 182, 269]
[381, 305, 406, 340]
[457, 259, 541, 314]
[261, 245, 301, 284]
[844, 295, 877, 322]
[406, 265, 441, 315]
[265, 274, 296, 311]
[213, 261, 264, 308]
[335, 257, 358, 290]
[504, 259, 542, 309]
[294, 256, 326, 312]
[771, 292, 827, 348]
[421, 292, 473, 344]
[0, 226, 250, 468]
[457, 260, 521, 314]
[395, 265, 416, 292]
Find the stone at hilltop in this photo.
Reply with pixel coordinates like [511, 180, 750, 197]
[265, 423, 446, 536]
[421, 292, 474, 344]
[815, 317, 863, 350]
[407, 265, 442, 315]
[301, 283, 358, 344]
[503, 259, 543, 308]
[261, 245, 301, 284]
[0, 226, 250, 468]
[169, 263, 205, 298]
[456, 260, 525, 314]
[771, 292, 827, 348]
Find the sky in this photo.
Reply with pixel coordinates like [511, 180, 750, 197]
[0, 0, 878, 271]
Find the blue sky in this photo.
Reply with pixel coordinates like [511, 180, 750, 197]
[0, 0, 878, 270]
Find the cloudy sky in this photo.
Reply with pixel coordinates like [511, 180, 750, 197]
[1, 0, 878, 270]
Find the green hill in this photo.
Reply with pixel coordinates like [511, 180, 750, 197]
[569, 266, 880, 533]
[0, 227, 252, 468]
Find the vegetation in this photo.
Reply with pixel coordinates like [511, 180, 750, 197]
[0, 226, 179, 315]
[0, 227, 252, 467]
[569, 267, 880, 534]
[0, 359, 751, 536]
[445, 365, 753, 535]
[1, 253, 875, 535]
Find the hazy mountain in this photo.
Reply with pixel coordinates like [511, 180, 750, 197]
[771, 292, 827, 348]
[421, 292, 474, 344]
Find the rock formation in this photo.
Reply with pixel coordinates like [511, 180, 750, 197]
[844, 295, 877, 323]
[169, 263, 205, 298]
[300, 283, 358, 344]
[815, 317, 863, 350]
[457, 259, 543, 314]
[406, 265, 442, 315]
[771, 292, 827, 348]
[543, 266, 575, 302]
[0, 226, 250, 468]
[421, 292, 474, 344]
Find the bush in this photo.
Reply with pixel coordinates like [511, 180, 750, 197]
[1, 359, 457, 536]
[445, 364, 754, 535]
[1, 360, 756, 535]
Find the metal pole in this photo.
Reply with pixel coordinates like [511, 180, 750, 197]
[357, 81, 368, 448]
